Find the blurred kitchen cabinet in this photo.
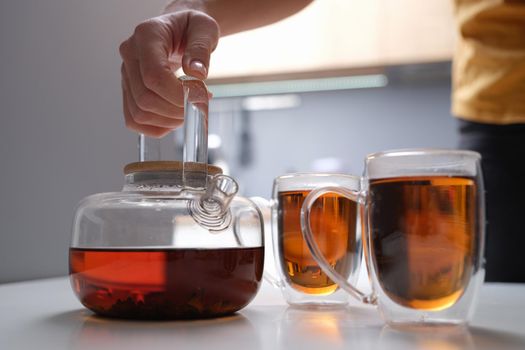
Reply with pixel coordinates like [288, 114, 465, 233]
[209, 0, 455, 82]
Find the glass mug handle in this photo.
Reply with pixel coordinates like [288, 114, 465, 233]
[300, 186, 378, 305]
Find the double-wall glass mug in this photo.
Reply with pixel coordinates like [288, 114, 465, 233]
[69, 77, 264, 319]
[257, 173, 362, 308]
[301, 149, 485, 325]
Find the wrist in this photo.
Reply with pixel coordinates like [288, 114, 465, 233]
[163, 0, 208, 14]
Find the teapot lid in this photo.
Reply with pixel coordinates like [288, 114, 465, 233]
[123, 161, 222, 176]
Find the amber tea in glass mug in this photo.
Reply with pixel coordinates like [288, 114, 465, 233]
[278, 190, 356, 295]
[259, 173, 362, 308]
[369, 175, 477, 311]
[301, 149, 485, 325]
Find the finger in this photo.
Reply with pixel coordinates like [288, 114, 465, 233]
[122, 81, 172, 138]
[121, 62, 184, 118]
[133, 21, 185, 107]
[181, 12, 220, 79]
[124, 83, 184, 129]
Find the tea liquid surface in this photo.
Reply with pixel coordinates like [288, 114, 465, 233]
[69, 247, 264, 319]
[369, 176, 477, 310]
[278, 190, 357, 295]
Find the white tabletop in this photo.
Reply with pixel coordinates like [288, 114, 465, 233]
[0, 277, 524, 350]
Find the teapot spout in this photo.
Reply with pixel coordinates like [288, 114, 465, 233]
[202, 174, 238, 216]
[189, 174, 239, 231]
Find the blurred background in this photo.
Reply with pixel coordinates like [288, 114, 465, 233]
[0, 0, 457, 282]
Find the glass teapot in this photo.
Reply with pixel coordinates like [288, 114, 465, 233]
[69, 77, 265, 320]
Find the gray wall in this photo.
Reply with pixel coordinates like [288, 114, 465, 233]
[0, 0, 165, 283]
[230, 77, 457, 199]
[0, 0, 457, 283]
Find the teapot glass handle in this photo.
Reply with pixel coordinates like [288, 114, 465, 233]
[180, 76, 209, 187]
[300, 186, 377, 305]
[249, 196, 285, 289]
[138, 75, 210, 188]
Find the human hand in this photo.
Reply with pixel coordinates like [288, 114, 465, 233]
[119, 11, 219, 137]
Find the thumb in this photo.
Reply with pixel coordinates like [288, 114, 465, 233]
[182, 12, 220, 80]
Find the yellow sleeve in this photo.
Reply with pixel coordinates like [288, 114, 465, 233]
[452, 0, 525, 124]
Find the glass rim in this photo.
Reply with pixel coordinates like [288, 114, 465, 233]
[366, 148, 481, 161]
[274, 172, 360, 182]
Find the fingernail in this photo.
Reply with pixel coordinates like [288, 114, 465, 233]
[190, 60, 207, 77]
